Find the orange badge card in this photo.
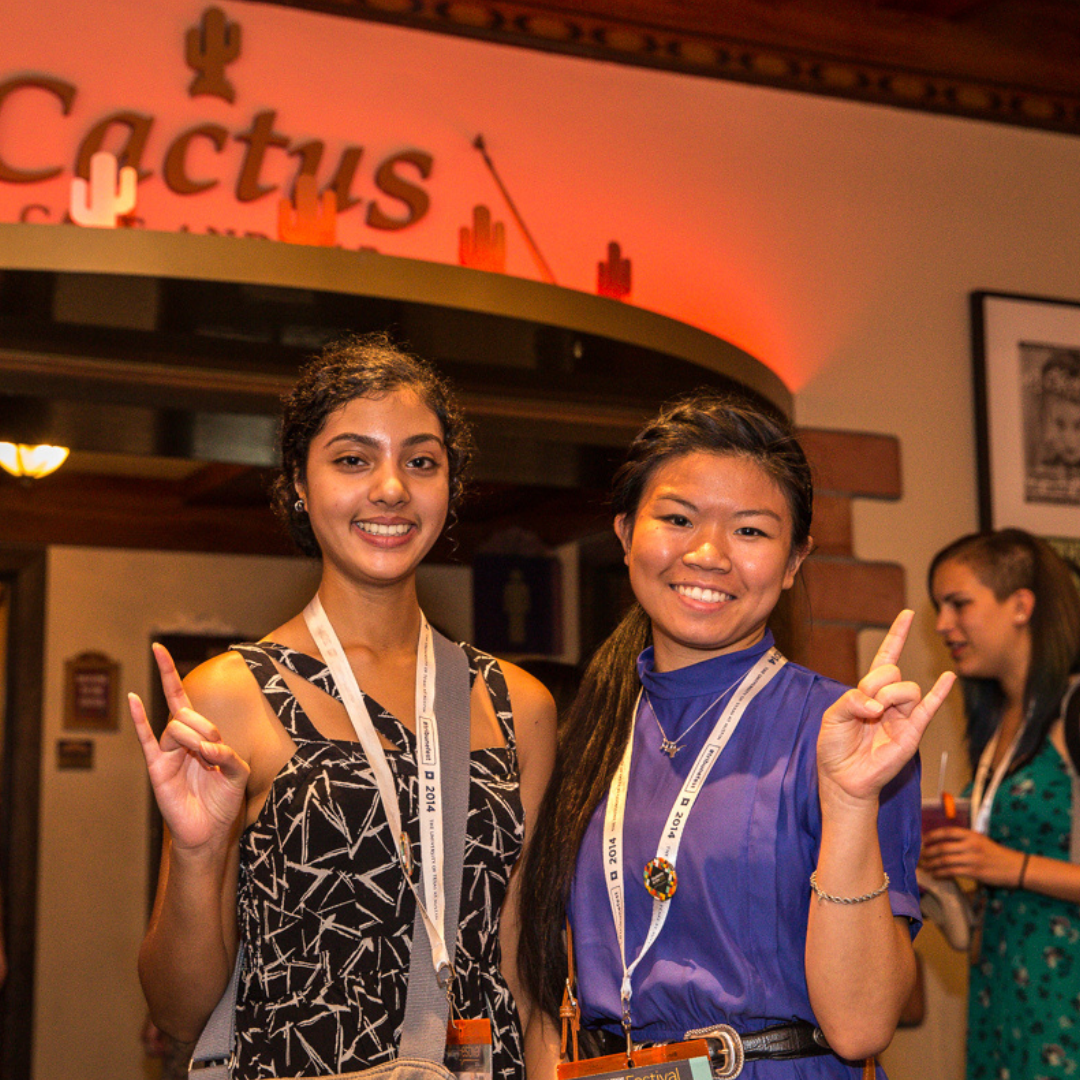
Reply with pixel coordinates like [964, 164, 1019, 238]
[445, 1018, 492, 1080]
[558, 1040, 714, 1080]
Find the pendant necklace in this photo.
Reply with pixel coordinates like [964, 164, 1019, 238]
[645, 669, 745, 759]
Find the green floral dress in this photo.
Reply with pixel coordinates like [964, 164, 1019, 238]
[967, 738, 1080, 1079]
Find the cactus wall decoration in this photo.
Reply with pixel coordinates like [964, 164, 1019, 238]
[69, 151, 138, 228]
[278, 174, 337, 246]
[597, 241, 632, 300]
[459, 205, 506, 273]
[187, 7, 241, 102]
[4, 3, 637, 295]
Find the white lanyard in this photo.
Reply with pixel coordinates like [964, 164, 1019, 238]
[603, 648, 787, 1035]
[971, 720, 1025, 835]
[303, 595, 452, 984]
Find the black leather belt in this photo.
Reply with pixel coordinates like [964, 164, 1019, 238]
[724, 1020, 831, 1060]
[582, 1021, 831, 1077]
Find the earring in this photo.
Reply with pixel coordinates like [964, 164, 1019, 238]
[295, 498, 306, 513]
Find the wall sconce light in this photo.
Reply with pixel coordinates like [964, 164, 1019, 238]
[0, 442, 71, 479]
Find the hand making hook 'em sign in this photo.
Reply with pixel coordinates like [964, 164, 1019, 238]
[817, 609, 957, 803]
[129, 642, 250, 855]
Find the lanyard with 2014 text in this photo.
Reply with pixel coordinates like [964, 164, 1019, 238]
[303, 594, 454, 990]
[603, 647, 788, 1051]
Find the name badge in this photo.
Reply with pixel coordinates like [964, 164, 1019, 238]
[558, 1041, 713, 1080]
[445, 1017, 492, 1080]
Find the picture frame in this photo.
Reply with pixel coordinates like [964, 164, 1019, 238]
[971, 291, 1080, 545]
[63, 651, 120, 731]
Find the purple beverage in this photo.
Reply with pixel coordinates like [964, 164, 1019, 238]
[921, 796, 970, 834]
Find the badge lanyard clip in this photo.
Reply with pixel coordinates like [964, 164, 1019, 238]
[620, 985, 633, 1065]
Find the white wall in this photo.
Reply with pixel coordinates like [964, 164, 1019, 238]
[783, 106, 1080, 1080]
[34, 548, 322, 1080]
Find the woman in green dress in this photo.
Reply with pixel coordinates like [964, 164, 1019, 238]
[923, 529, 1080, 1080]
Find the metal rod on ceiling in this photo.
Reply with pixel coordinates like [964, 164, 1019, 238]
[472, 134, 557, 286]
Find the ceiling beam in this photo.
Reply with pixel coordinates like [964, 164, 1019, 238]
[248, 0, 1080, 136]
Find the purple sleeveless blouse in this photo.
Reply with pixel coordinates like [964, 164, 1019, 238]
[567, 632, 921, 1078]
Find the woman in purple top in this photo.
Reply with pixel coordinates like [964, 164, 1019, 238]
[518, 392, 954, 1078]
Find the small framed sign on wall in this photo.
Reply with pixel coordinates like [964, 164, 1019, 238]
[63, 651, 120, 731]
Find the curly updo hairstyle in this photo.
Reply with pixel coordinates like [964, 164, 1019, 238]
[270, 332, 474, 557]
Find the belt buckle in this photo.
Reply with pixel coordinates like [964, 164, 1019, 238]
[693, 1025, 745, 1079]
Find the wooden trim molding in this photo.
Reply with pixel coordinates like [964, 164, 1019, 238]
[0, 224, 791, 416]
[249, 0, 1080, 137]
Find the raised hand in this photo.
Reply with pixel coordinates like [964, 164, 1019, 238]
[130, 643, 250, 855]
[817, 609, 956, 803]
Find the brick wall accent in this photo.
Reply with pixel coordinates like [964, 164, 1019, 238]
[788, 428, 905, 686]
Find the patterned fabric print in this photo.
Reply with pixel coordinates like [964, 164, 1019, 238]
[967, 738, 1080, 1080]
[229, 641, 525, 1080]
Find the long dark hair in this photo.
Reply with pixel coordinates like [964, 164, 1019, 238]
[518, 390, 813, 1021]
[269, 332, 473, 557]
[928, 529, 1080, 773]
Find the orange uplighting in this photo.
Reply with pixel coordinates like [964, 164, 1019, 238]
[0, 0, 832, 394]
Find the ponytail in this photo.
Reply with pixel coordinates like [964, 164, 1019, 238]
[518, 603, 650, 1019]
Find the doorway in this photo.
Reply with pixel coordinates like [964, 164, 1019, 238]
[0, 547, 46, 1080]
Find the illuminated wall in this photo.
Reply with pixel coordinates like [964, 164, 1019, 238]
[0, 0, 953, 394]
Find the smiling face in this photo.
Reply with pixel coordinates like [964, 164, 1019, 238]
[296, 389, 449, 590]
[931, 557, 1032, 687]
[616, 451, 809, 671]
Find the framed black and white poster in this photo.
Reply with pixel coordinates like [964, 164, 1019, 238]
[972, 291, 1080, 543]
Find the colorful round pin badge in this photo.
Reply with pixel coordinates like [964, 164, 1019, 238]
[643, 856, 677, 901]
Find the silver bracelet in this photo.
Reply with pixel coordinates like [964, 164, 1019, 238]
[809, 869, 890, 905]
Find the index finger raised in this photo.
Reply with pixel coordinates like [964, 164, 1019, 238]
[152, 642, 193, 717]
[868, 609, 914, 672]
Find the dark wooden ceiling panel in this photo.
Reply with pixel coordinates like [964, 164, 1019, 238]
[245, 0, 1080, 135]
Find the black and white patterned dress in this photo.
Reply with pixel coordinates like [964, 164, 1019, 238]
[228, 641, 526, 1080]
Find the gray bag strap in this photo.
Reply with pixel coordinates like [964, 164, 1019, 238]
[188, 950, 242, 1078]
[189, 631, 473, 1076]
[399, 630, 470, 1060]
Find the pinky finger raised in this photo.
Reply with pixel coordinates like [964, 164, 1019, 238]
[129, 692, 161, 765]
[917, 671, 958, 723]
